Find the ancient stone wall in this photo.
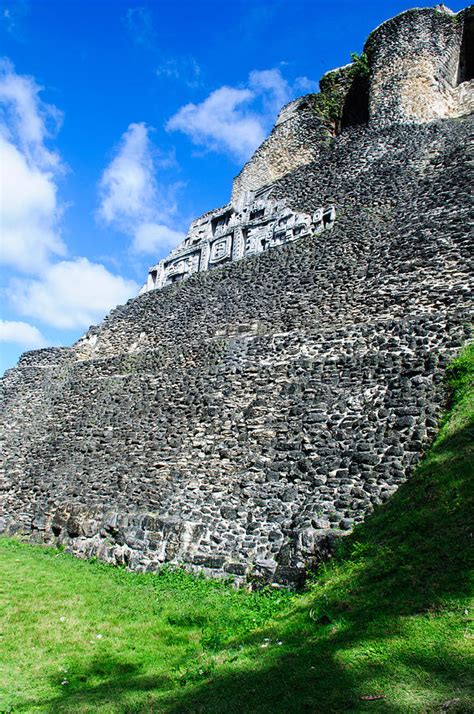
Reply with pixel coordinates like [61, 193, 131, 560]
[136, 7, 474, 295]
[228, 6, 473, 203]
[367, 6, 473, 127]
[230, 97, 330, 204]
[1, 6, 473, 585]
[1, 113, 471, 584]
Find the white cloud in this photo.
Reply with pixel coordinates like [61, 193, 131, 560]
[0, 319, 47, 348]
[98, 122, 157, 225]
[0, 60, 141, 338]
[249, 68, 291, 116]
[166, 68, 316, 162]
[294, 76, 319, 94]
[0, 136, 66, 271]
[9, 258, 138, 329]
[167, 86, 265, 162]
[0, 58, 62, 170]
[133, 222, 185, 253]
[0, 58, 66, 273]
[98, 122, 184, 255]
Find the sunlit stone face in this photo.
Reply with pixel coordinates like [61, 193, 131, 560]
[140, 189, 336, 294]
[210, 236, 232, 263]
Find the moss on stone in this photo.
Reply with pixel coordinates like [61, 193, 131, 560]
[313, 53, 370, 133]
[313, 68, 349, 132]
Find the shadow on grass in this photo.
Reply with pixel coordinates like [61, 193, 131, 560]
[38, 416, 473, 713]
[34, 655, 170, 713]
[38, 629, 472, 713]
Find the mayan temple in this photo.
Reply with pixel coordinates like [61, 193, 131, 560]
[1, 5, 472, 585]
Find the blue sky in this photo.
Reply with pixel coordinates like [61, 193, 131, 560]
[0, 0, 467, 373]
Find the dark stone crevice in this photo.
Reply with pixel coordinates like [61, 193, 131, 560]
[458, 9, 474, 83]
[341, 74, 370, 130]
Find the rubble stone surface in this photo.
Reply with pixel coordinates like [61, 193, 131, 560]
[0, 6, 472, 584]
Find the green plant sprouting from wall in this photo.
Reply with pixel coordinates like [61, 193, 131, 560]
[312, 51, 370, 134]
[349, 51, 370, 78]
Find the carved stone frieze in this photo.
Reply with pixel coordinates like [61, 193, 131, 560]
[140, 189, 335, 294]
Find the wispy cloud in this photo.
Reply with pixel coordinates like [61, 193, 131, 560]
[248, 68, 292, 115]
[123, 6, 157, 50]
[133, 223, 185, 254]
[0, 319, 47, 348]
[98, 123, 160, 226]
[123, 6, 202, 90]
[156, 56, 202, 89]
[1, 0, 29, 41]
[97, 122, 185, 255]
[9, 258, 138, 329]
[294, 76, 318, 94]
[166, 68, 317, 162]
[0, 58, 66, 273]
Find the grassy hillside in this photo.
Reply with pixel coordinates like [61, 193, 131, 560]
[0, 345, 473, 713]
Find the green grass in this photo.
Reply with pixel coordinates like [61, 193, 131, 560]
[1, 345, 473, 713]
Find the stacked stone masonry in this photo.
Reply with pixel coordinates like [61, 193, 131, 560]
[368, 6, 474, 128]
[0, 6, 472, 585]
[230, 97, 331, 204]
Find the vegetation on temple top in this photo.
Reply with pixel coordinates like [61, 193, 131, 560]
[311, 51, 370, 132]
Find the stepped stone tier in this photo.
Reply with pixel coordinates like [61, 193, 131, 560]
[1, 5, 473, 585]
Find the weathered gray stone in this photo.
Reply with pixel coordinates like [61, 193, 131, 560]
[0, 5, 472, 586]
[139, 192, 335, 294]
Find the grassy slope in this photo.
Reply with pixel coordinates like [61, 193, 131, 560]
[0, 346, 473, 713]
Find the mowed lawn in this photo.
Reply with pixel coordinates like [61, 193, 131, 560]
[1, 346, 473, 713]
